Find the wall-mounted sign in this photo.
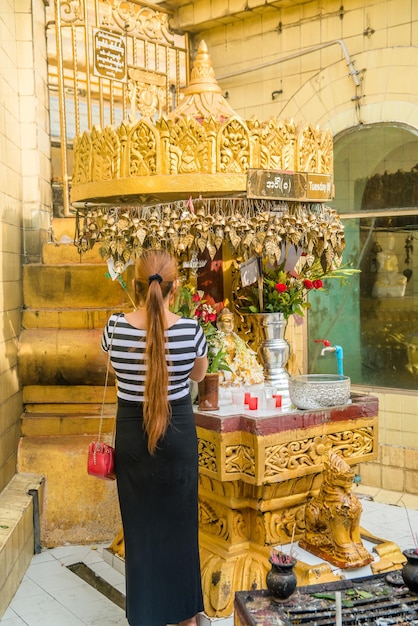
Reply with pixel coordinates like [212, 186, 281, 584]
[247, 169, 333, 201]
[93, 28, 127, 82]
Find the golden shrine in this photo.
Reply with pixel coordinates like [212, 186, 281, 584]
[19, 40, 379, 620]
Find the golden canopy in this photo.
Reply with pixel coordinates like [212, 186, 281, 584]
[70, 40, 333, 205]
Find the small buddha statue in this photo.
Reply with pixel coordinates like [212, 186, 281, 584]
[372, 235, 407, 298]
[215, 307, 264, 386]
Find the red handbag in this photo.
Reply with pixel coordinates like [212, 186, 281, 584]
[88, 441, 115, 480]
[87, 315, 120, 481]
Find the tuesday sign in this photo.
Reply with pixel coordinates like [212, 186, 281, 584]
[247, 169, 333, 201]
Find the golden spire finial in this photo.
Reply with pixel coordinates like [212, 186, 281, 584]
[184, 40, 220, 94]
[169, 40, 237, 121]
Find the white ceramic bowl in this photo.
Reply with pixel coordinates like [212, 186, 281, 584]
[289, 374, 351, 410]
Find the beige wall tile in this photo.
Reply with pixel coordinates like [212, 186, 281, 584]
[176, 3, 194, 27]
[228, 0, 246, 14]
[279, 23, 301, 54]
[0, 222, 20, 254]
[400, 394, 418, 416]
[387, 0, 412, 27]
[0, 254, 21, 283]
[17, 68, 34, 96]
[242, 14, 263, 39]
[192, 0, 212, 25]
[358, 461, 382, 488]
[401, 432, 418, 449]
[16, 40, 33, 68]
[405, 449, 418, 471]
[282, 2, 302, 29]
[18, 95, 36, 123]
[385, 394, 403, 414]
[388, 22, 414, 45]
[364, 66, 390, 95]
[0, 371, 20, 407]
[400, 414, 418, 436]
[380, 444, 405, 468]
[405, 470, 418, 495]
[15, 0, 32, 11]
[20, 123, 37, 150]
[384, 428, 403, 446]
[15, 13, 32, 41]
[21, 176, 39, 202]
[381, 466, 405, 492]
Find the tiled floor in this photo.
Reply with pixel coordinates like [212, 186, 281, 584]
[1, 494, 418, 626]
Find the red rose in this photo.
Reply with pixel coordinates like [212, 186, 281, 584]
[313, 279, 323, 289]
[207, 313, 216, 322]
[275, 283, 287, 293]
[192, 293, 201, 302]
[304, 279, 314, 289]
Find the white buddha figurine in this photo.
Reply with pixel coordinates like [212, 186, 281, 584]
[372, 235, 407, 298]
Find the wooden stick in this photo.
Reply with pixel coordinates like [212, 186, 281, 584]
[335, 591, 342, 626]
[289, 522, 296, 558]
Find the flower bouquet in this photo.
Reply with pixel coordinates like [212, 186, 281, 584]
[236, 252, 359, 321]
[171, 284, 231, 374]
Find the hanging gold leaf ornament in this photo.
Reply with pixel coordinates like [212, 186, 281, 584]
[74, 198, 347, 276]
[197, 237, 207, 253]
[207, 243, 217, 260]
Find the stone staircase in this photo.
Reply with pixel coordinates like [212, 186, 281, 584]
[17, 218, 131, 547]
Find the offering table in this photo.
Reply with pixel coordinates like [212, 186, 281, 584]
[194, 393, 378, 617]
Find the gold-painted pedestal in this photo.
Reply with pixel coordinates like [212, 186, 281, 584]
[194, 393, 378, 617]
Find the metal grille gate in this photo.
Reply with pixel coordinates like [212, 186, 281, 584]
[46, 0, 188, 215]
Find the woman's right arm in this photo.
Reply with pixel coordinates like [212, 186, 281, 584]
[189, 355, 208, 382]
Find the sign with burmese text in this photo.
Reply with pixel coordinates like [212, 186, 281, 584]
[247, 169, 333, 201]
[93, 29, 127, 82]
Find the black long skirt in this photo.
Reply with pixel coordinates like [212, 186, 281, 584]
[115, 396, 204, 626]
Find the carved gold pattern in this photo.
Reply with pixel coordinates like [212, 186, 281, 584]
[60, 0, 84, 23]
[127, 70, 166, 120]
[198, 438, 217, 473]
[199, 501, 228, 540]
[59, 0, 173, 43]
[264, 427, 374, 479]
[197, 421, 376, 485]
[72, 115, 333, 185]
[199, 499, 249, 544]
[225, 444, 255, 477]
[108, 1, 173, 43]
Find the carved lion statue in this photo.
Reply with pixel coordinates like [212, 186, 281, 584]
[299, 451, 373, 569]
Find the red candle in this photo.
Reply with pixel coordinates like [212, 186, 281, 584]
[248, 396, 258, 410]
[273, 394, 282, 408]
[244, 392, 251, 405]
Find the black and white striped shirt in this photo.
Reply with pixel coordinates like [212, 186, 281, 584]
[101, 313, 207, 402]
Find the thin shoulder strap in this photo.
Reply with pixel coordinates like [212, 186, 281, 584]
[98, 314, 122, 444]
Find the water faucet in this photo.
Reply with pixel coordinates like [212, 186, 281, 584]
[315, 339, 344, 376]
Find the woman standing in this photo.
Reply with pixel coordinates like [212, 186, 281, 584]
[102, 250, 208, 626]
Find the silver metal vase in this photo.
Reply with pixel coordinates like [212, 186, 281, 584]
[246, 312, 290, 406]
